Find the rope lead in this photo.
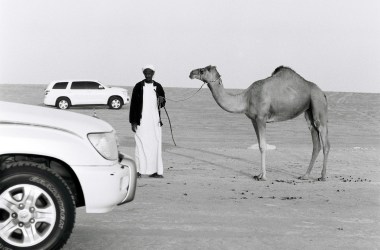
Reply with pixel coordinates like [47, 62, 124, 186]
[156, 83, 206, 146]
[163, 106, 176, 146]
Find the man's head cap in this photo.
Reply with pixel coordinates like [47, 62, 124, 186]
[142, 64, 155, 72]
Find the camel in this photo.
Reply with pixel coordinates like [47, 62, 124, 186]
[189, 65, 330, 181]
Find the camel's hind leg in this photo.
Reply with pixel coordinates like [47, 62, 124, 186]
[311, 90, 330, 181]
[299, 109, 321, 180]
[318, 123, 330, 181]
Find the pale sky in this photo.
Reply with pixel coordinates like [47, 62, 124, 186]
[1, 0, 379, 93]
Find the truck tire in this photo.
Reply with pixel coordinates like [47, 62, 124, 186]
[0, 162, 76, 250]
[108, 96, 123, 109]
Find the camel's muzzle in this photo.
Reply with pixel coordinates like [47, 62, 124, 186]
[189, 69, 201, 80]
[189, 71, 195, 79]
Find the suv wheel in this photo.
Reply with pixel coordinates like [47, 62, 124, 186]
[56, 98, 71, 110]
[0, 162, 76, 249]
[108, 97, 122, 109]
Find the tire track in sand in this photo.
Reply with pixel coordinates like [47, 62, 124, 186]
[167, 146, 252, 177]
[330, 92, 379, 125]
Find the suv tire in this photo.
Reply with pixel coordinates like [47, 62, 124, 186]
[108, 96, 123, 110]
[0, 162, 76, 250]
[56, 97, 71, 110]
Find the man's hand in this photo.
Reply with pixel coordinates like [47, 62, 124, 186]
[158, 96, 165, 108]
[131, 123, 137, 133]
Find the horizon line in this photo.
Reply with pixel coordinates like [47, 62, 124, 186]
[0, 83, 379, 94]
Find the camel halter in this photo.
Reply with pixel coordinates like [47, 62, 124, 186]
[158, 73, 221, 103]
[206, 76, 222, 84]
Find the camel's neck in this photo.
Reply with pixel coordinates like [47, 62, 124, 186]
[207, 81, 247, 113]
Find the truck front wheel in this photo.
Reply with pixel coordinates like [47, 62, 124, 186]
[0, 162, 76, 249]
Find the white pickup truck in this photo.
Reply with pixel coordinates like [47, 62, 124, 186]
[0, 101, 137, 249]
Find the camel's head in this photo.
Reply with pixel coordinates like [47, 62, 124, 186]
[189, 65, 221, 84]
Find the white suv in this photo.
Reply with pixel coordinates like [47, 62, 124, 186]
[44, 80, 130, 110]
[0, 101, 137, 249]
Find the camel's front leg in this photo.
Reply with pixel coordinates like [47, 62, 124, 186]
[252, 119, 267, 181]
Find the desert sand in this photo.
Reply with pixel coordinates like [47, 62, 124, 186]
[1, 84, 379, 249]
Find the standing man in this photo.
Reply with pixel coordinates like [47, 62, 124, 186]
[129, 65, 166, 178]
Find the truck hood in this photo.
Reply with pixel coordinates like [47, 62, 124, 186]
[0, 101, 114, 137]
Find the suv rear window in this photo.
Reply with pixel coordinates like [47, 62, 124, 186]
[52, 82, 68, 89]
[71, 81, 101, 89]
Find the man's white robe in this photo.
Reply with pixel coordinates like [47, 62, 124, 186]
[134, 83, 163, 175]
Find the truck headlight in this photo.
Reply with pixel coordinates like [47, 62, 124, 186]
[88, 132, 118, 160]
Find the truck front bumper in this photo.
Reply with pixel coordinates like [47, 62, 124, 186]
[73, 152, 137, 213]
[117, 153, 137, 205]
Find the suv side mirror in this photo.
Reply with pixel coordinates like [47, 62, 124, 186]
[99, 85, 105, 89]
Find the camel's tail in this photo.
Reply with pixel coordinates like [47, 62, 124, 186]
[310, 86, 328, 128]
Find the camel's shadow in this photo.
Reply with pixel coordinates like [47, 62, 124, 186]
[167, 146, 304, 180]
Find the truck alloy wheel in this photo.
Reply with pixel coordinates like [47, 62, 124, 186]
[0, 162, 75, 249]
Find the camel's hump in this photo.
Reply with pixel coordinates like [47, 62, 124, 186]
[271, 66, 293, 76]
